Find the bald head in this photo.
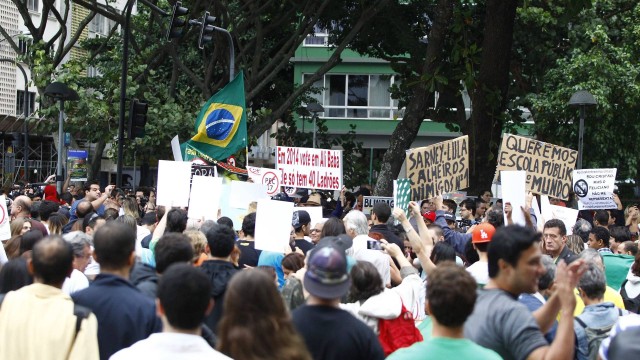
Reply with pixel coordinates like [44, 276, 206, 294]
[31, 236, 74, 287]
[76, 200, 94, 218]
[12, 195, 32, 217]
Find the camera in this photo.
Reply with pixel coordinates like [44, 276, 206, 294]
[367, 240, 382, 250]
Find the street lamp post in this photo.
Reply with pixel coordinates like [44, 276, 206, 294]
[44, 82, 79, 194]
[306, 102, 324, 148]
[569, 90, 597, 169]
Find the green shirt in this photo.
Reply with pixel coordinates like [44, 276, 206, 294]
[602, 253, 635, 290]
[387, 336, 502, 360]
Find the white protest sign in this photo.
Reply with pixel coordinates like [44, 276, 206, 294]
[362, 196, 394, 215]
[572, 168, 617, 210]
[550, 205, 579, 235]
[246, 166, 280, 196]
[218, 184, 247, 230]
[531, 196, 544, 232]
[171, 135, 183, 161]
[254, 199, 294, 252]
[540, 195, 553, 225]
[303, 206, 324, 228]
[229, 181, 270, 209]
[0, 195, 11, 241]
[276, 146, 343, 191]
[501, 171, 527, 226]
[188, 176, 223, 220]
[156, 160, 192, 207]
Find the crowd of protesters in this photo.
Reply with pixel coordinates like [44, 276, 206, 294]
[1, 179, 640, 359]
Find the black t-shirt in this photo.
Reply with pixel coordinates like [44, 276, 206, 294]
[292, 305, 385, 360]
[292, 239, 315, 255]
[236, 240, 261, 268]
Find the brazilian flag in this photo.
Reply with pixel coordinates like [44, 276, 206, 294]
[181, 72, 247, 163]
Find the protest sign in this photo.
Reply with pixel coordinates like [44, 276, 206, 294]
[276, 146, 343, 191]
[496, 134, 577, 200]
[156, 160, 192, 207]
[254, 199, 294, 252]
[572, 168, 617, 210]
[394, 179, 411, 215]
[0, 195, 11, 241]
[67, 149, 88, 181]
[550, 205, 579, 236]
[247, 166, 280, 196]
[229, 180, 270, 209]
[188, 176, 223, 220]
[501, 171, 527, 226]
[303, 206, 324, 228]
[539, 195, 553, 226]
[531, 196, 544, 232]
[218, 183, 247, 231]
[363, 196, 394, 215]
[406, 135, 469, 200]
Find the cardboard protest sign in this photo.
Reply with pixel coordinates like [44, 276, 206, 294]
[572, 168, 617, 210]
[0, 195, 11, 241]
[550, 205, 579, 236]
[406, 135, 469, 200]
[394, 179, 411, 215]
[254, 199, 294, 252]
[363, 196, 394, 215]
[501, 171, 527, 226]
[276, 146, 342, 191]
[229, 181, 270, 209]
[188, 176, 223, 220]
[496, 134, 577, 200]
[247, 166, 281, 196]
[156, 160, 192, 207]
[67, 150, 88, 181]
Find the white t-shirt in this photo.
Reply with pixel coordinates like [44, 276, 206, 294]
[466, 260, 489, 286]
[62, 268, 89, 295]
[110, 332, 232, 360]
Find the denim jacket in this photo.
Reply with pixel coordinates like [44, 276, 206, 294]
[574, 302, 625, 360]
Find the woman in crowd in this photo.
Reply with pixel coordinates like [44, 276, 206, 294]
[0, 258, 32, 294]
[217, 269, 311, 360]
[624, 204, 640, 240]
[9, 217, 31, 238]
[48, 213, 69, 235]
[281, 252, 306, 311]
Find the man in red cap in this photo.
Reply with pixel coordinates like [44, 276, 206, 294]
[422, 211, 436, 226]
[466, 223, 496, 288]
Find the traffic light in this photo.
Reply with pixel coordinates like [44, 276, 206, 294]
[166, 1, 189, 41]
[127, 99, 148, 139]
[198, 11, 216, 49]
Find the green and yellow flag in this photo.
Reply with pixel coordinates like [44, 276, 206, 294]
[181, 72, 247, 163]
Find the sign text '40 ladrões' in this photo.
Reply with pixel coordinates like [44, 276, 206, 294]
[276, 146, 343, 191]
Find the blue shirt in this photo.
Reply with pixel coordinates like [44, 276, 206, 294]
[574, 302, 624, 360]
[72, 273, 162, 360]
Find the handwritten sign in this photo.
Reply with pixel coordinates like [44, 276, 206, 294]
[276, 146, 343, 191]
[572, 168, 617, 210]
[496, 134, 577, 200]
[247, 166, 280, 195]
[406, 135, 469, 200]
[363, 196, 394, 215]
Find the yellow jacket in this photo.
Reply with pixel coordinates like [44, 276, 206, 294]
[0, 283, 99, 360]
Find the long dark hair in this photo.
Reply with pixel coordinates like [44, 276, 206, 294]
[320, 217, 346, 238]
[217, 269, 311, 360]
[348, 261, 384, 303]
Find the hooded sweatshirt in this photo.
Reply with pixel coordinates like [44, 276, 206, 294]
[200, 260, 239, 333]
[623, 269, 640, 299]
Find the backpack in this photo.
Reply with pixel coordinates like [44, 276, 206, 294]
[575, 308, 623, 360]
[377, 303, 423, 356]
[619, 279, 640, 313]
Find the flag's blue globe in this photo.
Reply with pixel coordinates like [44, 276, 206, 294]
[205, 108, 236, 141]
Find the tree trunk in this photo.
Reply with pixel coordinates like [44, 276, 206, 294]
[373, 0, 454, 196]
[467, 0, 518, 194]
[88, 140, 106, 182]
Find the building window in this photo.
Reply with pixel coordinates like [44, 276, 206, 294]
[303, 73, 399, 119]
[18, 38, 32, 55]
[89, 14, 117, 37]
[87, 66, 101, 78]
[304, 25, 328, 47]
[16, 90, 36, 117]
[27, 0, 39, 12]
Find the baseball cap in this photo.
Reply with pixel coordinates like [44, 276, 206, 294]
[472, 223, 496, 243]
[292, 210, 311, 228]
[443, 213, 456, 222]
[304, 245, 351, 299]
[423, 211, 436, 223]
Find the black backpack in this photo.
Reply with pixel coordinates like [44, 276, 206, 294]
[620, 279, 640, 313]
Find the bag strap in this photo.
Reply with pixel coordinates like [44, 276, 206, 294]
[575, 316, 587, 329]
